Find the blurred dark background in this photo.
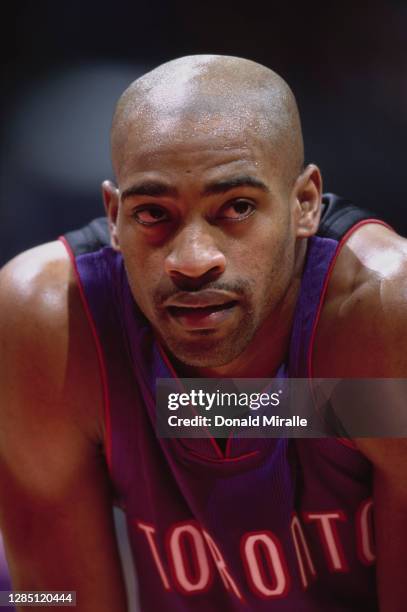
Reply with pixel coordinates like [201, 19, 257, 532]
[2, 0, 407, 265]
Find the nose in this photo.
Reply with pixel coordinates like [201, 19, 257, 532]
[165, 222, 226, 284]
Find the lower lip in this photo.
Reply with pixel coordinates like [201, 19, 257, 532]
[167, 302, 238, 330]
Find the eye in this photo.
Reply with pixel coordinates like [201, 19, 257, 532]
[132, 205, 170, 226]
[218, 199, 255, 221]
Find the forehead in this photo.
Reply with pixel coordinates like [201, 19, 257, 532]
[116, 111, 282, 188]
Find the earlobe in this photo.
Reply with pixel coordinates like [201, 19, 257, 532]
[101, 180, 121, 250]
[294, 164, 322, 238]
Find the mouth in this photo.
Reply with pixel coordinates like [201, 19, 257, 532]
[166, 300, 239, 330]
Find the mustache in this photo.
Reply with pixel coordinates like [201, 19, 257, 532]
[153, 279, 252, 309]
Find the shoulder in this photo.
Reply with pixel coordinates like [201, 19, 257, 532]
[0, 241, 73, 347]
[0, 241, 73, 391]
[313, 223, 407, 377]
[0, 241, 105, 479]
[312, 225, 407, 475]
[0, 244, 128, 604]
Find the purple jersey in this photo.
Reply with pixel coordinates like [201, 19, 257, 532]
[65, 235, 377, 611]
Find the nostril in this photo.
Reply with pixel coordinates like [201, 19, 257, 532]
[165, 231, 226, 279]
[169, 267, 224, 291]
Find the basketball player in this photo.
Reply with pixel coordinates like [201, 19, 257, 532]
[0, 55, 406, 611]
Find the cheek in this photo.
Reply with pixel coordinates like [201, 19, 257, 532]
[117, 217, 168, 294]
[121, 245, 163, 311]
[235, 221, 290, 275]
[242, 224, 295, 301]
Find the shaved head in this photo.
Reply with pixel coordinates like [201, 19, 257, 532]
[104, 55, 322, 370]
[111, 55, 304, 187]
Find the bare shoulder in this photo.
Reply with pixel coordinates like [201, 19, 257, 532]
[313, 224, 407, 500]
[0, 240, 72, 321]
[0, 240, 73, 398]
[0, 241, 105, 489]
[314, 223, 407, 377]
[0, 244, 126, 606]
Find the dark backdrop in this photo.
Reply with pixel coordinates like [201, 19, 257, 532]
[2, 0, 406, 265]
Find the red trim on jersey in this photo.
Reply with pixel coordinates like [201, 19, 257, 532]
[187, 448, 259, 463]
[157, 340, 180, 379]
[307, 219, 392, 450]
[59, 236, 113, 473]
[156, 341, 227, 461]
[157, 341, 249, 462]
[332, 438, 356, 450]
[307, 219, 392, 378]
[158, 342, 282, 461]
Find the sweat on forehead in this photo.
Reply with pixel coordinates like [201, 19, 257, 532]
[111, 55, 304, 181]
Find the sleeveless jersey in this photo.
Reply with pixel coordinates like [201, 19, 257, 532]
[61, 225, 386, 612]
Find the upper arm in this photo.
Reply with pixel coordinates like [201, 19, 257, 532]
[314, 226, 407, 611]
[314, 224, 407, 377]
[0, 243, 128, 611]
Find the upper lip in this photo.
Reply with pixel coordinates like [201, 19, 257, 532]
[163, 290, 238, 309]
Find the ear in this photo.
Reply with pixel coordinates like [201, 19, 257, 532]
[102, 180, 120, 250]
[292, 164, 322, 238]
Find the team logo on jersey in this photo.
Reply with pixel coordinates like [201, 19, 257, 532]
[132, 499, 375, 601]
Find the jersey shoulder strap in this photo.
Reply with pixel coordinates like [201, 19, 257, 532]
[319, 193, 380, 240]
[64, 217, 109, 256]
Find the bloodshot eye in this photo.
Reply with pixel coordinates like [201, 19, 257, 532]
[133, 206, 170, 226]
[218, 199, 255, 221]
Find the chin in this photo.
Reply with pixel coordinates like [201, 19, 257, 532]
[163, 332, 251, 369]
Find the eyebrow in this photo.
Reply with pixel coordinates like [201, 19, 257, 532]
[120, 174, 270, 203]
[121, 181, 178, 201]
[201, 175, 270, 197]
